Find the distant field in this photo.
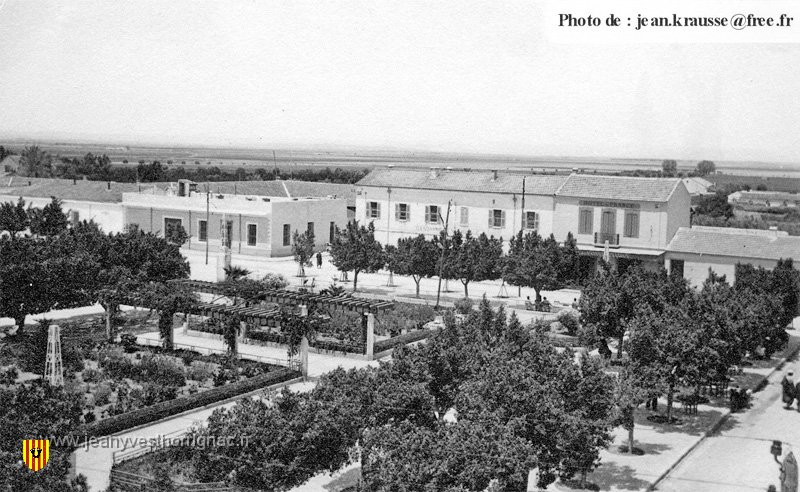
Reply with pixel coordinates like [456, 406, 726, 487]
[5, 139, 800, 178]
[707, 174, 800, 193]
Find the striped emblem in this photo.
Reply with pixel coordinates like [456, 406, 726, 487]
[22, 439, 50, 472]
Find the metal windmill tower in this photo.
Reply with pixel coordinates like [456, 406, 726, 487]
[44, 324, 64, 387]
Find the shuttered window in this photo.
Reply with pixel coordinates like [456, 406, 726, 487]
[282, 224, 291, 246]
[198, 220, 208, 242]
[425, 205, 440, 224]
[489, 209, 505, 228]
[247, 224, 257, 246]
[624, 211, 640, 238]
[367, 201, 380, 219]
[395, 203, 410, 221]
[524, 211, 539, 230]
[460, 207, 469, 227]
[578, 207, 593, 234]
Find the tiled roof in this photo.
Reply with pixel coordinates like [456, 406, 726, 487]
[666, 226, 800, 261]
[0, 177, 160, 203]
[555, 174, 682, 202]
[357, 168, 568, 195]
[730, 191, 800, 202]
[0, 177, 356, 206]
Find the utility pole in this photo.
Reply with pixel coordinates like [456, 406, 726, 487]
[205, 185, 210, 265]
[519, 176, 526, 297]
[435, 200, 452, 310]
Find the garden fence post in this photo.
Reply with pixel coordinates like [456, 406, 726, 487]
[365, 313, 375, 360]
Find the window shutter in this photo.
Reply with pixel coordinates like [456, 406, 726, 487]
[501, 210, 506, 228]
[488, 210, 493, 228]
[425, 205, 430, 223]
[395, 203, 400, 220]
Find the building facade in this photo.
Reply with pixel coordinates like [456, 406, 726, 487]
[355, 168, 567, 245]
[728, 190, 800, 208]
[122, 184, 347, 257]
[551, 174, 690, 274]
[356, 168, 690, 277]
[665, 226, 800, 287]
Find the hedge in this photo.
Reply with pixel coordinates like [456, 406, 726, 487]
[248, 330, 364, 354]
[374, 329, 435, 353]
[75, 367, 298, 442]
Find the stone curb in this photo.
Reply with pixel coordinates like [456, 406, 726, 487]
[647, 341, 800, 491]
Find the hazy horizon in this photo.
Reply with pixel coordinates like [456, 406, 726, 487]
[1, 2, 800, 166]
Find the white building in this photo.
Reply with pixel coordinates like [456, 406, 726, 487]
[665, 226, 800, 287]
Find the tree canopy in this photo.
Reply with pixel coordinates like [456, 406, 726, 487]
[330, 220, 385, 291]
[386, 234, 439, 297]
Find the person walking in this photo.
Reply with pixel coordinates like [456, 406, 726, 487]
[781, 370, 796, 410]
[316, 251, 323, 269]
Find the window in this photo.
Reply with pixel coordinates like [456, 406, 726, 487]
[307, 222, 314, 237]
[164, 217, 182, 239]
[247, 224, 257, 246]
[425, 205, 440, 224]
[623, 210, 639, 238]
[198, 220, 208, 242]
[395, 203, 410, 221]
[578, 207, 593, 234]
[367, 201, 380, 219]
[460, 207, 469, 227]
[524, 211, 539, 230]
[283, 224, 291, 246]
[329, 221, 335, 243]
[489, 209, 505, 228]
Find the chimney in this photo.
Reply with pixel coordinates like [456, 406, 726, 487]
[429, 167, 440, 179]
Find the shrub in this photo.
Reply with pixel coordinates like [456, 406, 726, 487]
[377, 303, 436, 336]
[83, 411, 96, 424]
[374, 329, 435, 353]
[556, 309, 580, 336]
[530, 318, 552, 334]
[82, 367, 103, 383]
[120, 333, 138, 353]
[0, 366, 19, 385]
[99, 346, 140, 381]
[139, 354, 186, 388]
[454, 297, 473, 315]
[94, 382, 113, 406]
[323, 311, 363, 345]
[262, 273, 289, 290]
[186, 361, 215, 382]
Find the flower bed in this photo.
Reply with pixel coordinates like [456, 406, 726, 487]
[78, 367, 297, 441]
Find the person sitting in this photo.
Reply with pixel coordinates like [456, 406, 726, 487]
[540, 297, 551, 313]
[524, 296, 535, 310]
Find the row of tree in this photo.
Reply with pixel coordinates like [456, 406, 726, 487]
[660, 159, 716, 177]
[327, 220, 581, 300]
[11, 145, 369, 184]
[581, 261, 799, 430]
[189, 301, 616, 490]
[0, 198, 192, 343]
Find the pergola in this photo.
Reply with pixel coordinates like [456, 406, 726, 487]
[167, 279, 395, 315]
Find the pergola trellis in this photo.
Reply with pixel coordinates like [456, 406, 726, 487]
[168, 279, 395, 315]
[167, 279, 394, 361]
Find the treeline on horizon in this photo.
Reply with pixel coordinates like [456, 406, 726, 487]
[2, 145, 369, 184]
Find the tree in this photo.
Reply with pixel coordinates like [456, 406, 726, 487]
[18, 145, 53, 177]
[503, 231, 564, 306]
[222, 314, 242, 356]
[291, 229, 315, 277]
[695, 191, 733, 219]
[28, 197, 69, 237]
[386, 235, 438, 297]
[661, 159, 678, 177]
[0, 198, 30, 238]
[329, 220, 385, 291]
[696, 160, 716, 176]
[627, 304, 701, 423]
[614, 366, 650, 454]
[139, 283, 197, 350]
[164, 222, 188, 246]
[223, 265, 251, 281]
[445, 230, 502, 298]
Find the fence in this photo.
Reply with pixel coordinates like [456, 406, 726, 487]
[109, 469, 236, 491]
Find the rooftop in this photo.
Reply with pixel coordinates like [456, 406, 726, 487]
[555, 174, 683, 202]
[666, 226, 800, 261]
[0, 177, 356, 206]
[729, 190, 800, 202]
[357, 168, 569, 195]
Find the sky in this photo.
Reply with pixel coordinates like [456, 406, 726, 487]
[0, 0, 799, 163]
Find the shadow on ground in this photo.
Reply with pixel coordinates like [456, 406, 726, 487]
[323, 467, 361, 491]
[585, 462, 653, 491]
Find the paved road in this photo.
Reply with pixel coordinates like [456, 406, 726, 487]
[658, 359, 800, 491]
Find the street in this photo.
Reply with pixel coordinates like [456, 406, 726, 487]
[658, 357, 800, 491]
